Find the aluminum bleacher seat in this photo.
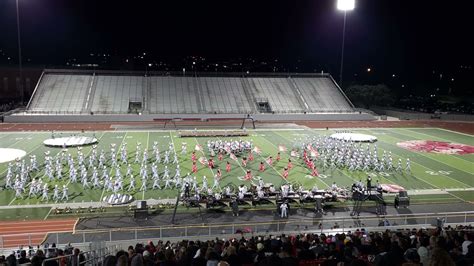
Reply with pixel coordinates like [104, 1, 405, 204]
[149, 77, 200, 114]
[198, 77, 253, 113]
[89, 75, 144, 113]
[292, 77, 352, 112]
[27, 72, 353, 115]
[28, 74, 91, 113]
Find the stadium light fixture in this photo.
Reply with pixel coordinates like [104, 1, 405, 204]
[337, 0, 355, 11]
[337, 0, 355, 88]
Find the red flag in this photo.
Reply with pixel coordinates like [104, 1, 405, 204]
[253, 146, 261, 154]
[198, 157, 208, 165]
[278, 145, 287, 152]
[230, 153, 238, 161]
[307, 144, 319, 158]
[266, 156, 273, 165]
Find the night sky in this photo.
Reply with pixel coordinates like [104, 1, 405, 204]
[0, 0, 472, 89]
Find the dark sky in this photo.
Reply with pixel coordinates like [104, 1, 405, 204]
[0, 0, 472, 80]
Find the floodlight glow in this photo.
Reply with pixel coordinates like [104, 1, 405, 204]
[337, 0, 355, 11]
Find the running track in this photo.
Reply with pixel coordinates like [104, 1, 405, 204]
[0, 219, 77, 248]
[0, 120, 472, 134]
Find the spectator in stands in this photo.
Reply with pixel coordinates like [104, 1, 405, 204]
[6, 253, 16, 266]
[56, 249, 67, 266]
[205, 249, 220, 266]
[117, 254, 129, 266]
[221, 245, 240, 266]
[40, 224, 474, 266]
[160, 248, 177, 266]
[18, 250, 30, 264]
[192, 245, 207, 266]
[429, 247, 455, 266]
[462, 233, 473, 256]
[143, 250, 154, 266]
[147, 241, 157, 254]
[116, 250, 129, 261]
[70, 248, 85, 266]
[30, 249, 45, 266]
[185, 241, 199, 266]
[128, 245, 136, 260]
[456, 242, 474, 266]
[175, 246, 187, 266]
[417, 236, 431, 266]
[279, 242, 298, 266]
[104, 255, 118, 266]
[402, 248, 421, 266]
[130, 244, 144, 266]
[44, 248, 59, 266]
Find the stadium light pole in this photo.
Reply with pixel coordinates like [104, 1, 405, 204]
[337, 0, 354, 88]
[16, 0, 24, 104]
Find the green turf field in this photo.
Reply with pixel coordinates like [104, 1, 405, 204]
[0, 127, 473, 213]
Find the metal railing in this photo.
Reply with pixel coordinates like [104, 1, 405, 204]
[40, 243, 121, 266]
[2, 211, 473, 250]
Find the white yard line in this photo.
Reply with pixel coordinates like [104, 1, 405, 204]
[7, 198, 16, 206]
[438, 128, 474, 138]
[0, 132, 14, 140]
[400, 128, 472, 143]
[43, 207, 53, 220]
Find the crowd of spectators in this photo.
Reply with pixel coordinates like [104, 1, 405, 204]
[1, 225, 472, 266]
[98, 225, 473, 266]
[0, 243, 85, 266]
[0, 101, 20, 113]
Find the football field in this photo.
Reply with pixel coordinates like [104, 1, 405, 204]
[0, 127, 473, 219]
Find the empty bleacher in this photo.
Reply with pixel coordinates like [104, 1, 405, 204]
[149, 77, 200, 114]
[293, 77, 352, 112]
[28, 74, 91, 113]
[198, 77, 253, 113]
[247, 78, 304, 113]
[26, 71, 354, 115]
[90, 75, 144, 113]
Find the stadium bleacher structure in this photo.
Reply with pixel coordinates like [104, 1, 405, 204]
[4, 69, 376, 122]
[26, 70, 353, 114]
[27, 74, 92, 113]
